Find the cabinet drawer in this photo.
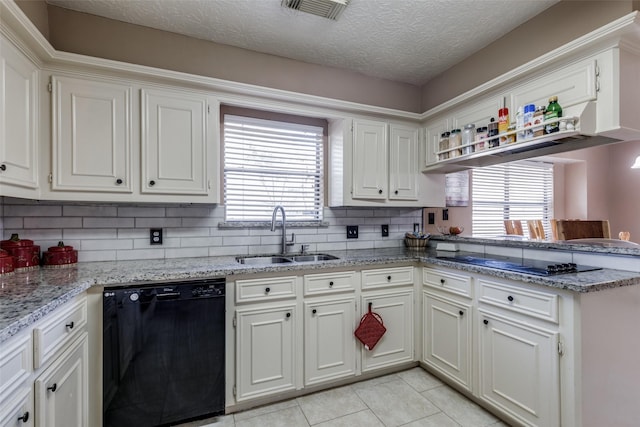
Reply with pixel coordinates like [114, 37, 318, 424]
[478, 279, 558, 323]
[304, 271, 356, 296]
[235, 276, 297, 303]
[362, 266, 413, 289]
[423, 268, 472, 298]
[0, 387, 33, 426]
[33, 296, 87, 369]
[0, 333, 31, 405]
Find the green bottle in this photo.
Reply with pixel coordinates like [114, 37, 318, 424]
[544, 96, 562, 134]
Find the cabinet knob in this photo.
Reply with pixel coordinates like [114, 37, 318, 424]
[265, 287, 271, 293]
[66, 321, 74, 329]
[459, 310, 464, 316]
[116, 178, 123, 185]
[394, 190, 398, 195]
[0, 164, 6, 171]
[47, 383, 57, 392]
[507, 295, 514, 302]
[312, 309, 317, 314]
[286, 312, 291, 318]
[387, 275, 391, 281]
[329, 281, 334, 287]
[483, 319, 489, 325]
[17, 412, 29, 423]
[149, 180, 156, 186]
[378, 189, 383, 194]
[440, 279, 445, 284]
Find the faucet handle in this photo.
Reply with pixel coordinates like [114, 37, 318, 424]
[286, 232, 295, 246]
[300, 244, 310, 254]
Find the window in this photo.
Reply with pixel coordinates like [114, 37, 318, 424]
[223, 114, 324, 222]
[472, 161, 553, 237]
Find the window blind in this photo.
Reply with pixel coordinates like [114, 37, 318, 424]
[472, 161, 553, 238]
[223, 114, 324, 221]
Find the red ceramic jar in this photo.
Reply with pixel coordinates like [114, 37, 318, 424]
[0, 249, 15, 275]
[0, 234, 40, 271]
[43, 241, 78, 268]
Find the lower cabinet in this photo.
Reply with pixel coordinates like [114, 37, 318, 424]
[304, 298, 356, 386]
[34, 332, 88, 427]
[0, 388, 33, 427]
[422, 291, 472, 391]
[478, 310, 560, 427]
[235, 304, 297, 402]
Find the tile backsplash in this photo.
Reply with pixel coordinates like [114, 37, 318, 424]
[0, 197, 421, 263]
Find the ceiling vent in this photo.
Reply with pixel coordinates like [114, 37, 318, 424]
[281, 0, 350, 20]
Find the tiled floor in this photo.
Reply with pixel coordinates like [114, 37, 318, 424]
[178, 368, 510, 427]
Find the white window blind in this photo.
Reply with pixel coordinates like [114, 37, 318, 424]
[472, 161, 553, 237]
[224, 115, 324, 221]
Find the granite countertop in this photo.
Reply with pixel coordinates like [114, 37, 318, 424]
[2, 247, 639, 344]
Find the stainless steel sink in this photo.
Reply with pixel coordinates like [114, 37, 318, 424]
[235, 256, 293, 265]
[289, 254, 340, 262]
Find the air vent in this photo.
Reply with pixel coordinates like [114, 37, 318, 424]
[281, 0, 350, 20]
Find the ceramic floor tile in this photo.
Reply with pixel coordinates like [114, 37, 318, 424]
[297, 385, 367, 425]
[397, 367, 444, 392]
[422, 386, 499, 427]
[313, 409, 384, 427]
[233, 399, 298, 422]
[355, 378, 440, 427]
[234, 406, 310, 427]
[401, 412, 461, 427]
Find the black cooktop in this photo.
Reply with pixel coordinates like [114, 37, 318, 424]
[436, 254, 602, 276]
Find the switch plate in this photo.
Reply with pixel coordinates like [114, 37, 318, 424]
[346, 225, 359, 239]
[381, 224, 389, 237]
[150, 228, 163, 245]
[428, 212, 435, 224]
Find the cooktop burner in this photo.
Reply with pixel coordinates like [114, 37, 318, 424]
[436, 254, 602, 276]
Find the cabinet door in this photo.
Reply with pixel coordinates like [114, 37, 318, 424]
[304, 298, 356, 386]
[235, 304, 296, 402]
[0, 36, 38, 192]
[52, 75, 132, 193]
[424, 116, 449, 166]
[0, 387, 33, 427]
[34, 333, 88, 427]
[141, 89, 208, 195]
[352, 119, 387, 199]
[389, 126, 418, 200]
[361, 290, 414, 372]
[452, 95, 504, 131]
[478, 311, 559, 427]
[422, 292, 472, 391]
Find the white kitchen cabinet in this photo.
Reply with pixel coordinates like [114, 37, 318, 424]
[0, 34, 38, 197]
[351, 119, 388, 199]
[389, 125, 419, 200]
[478, 310, 559, 427]
[34, 332, 88, 427]
[423, 116, 449, 167]
[235, 304, 297, 402]
[51, 75, 133, 193]
[304, 298, 356, 386]
[141, 88, 210, 196]
[422, 292, 472, 391]
[0, 388, 33, 427]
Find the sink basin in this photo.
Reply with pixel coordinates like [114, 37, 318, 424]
[289, 254, 340, 262]
[236, 256, 293, 265]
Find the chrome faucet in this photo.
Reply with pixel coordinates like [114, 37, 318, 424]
[271, 205, 295, 255]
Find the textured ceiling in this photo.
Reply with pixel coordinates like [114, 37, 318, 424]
[46, 0, 558, 85]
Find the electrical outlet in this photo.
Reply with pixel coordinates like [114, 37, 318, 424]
[346, 225, 359, 239]
[442, 209, 449, 221]
[381, 224, 389, 237]
[428, 212, 435, 224]
[150, 228, 163, 245]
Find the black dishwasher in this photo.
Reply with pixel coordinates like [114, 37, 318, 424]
[103, 278, 225, 427]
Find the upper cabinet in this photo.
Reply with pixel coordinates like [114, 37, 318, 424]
[0, 34, 38, 198]
[329, 118, 445, 207]
[51, 75, 133, 193]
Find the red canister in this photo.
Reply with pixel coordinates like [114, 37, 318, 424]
[0, 234, 40, 271]
[43, 241, 78, 268]
[0, 249, 15, 275]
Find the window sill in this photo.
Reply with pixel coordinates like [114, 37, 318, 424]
[218, 221, 329, 229]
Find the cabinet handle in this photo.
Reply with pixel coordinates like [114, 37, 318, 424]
[483, 319, 489, 325]
[507, 295, 514, 302]
[440, 279, 445, 285]
[116, 178, 123, 185]
[329, 281, 334, 287]
[0, 164, 6, 171]
[387, 275, 391, 281]
[459, 310, 464, 316]
[66, 321, 74, 329]
[378, 189, 383, 194]
[17, 412, 29, 423]
[312, 309, 317, 314]
[286, 312, 291, 318]
[265, 287, 271, 293]
[149, 180, 156, 186]
[47, 383, 57, 392]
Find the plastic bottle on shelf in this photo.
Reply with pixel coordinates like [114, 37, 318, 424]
[523, 104, 535, 139]
[532, 106, 545, 137]
[515, 106, 525, 141]
[439, 132, 450, 160]
[475, 126, 488, 151]
[544, 96, 563, 134]
[487, 119, 499, 148]
[498, 107, 509, 145]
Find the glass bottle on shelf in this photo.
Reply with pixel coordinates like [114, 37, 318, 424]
[449, 129, 462, 157]
[461, 123, 476, 155]
[439, 132, 450, 160]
